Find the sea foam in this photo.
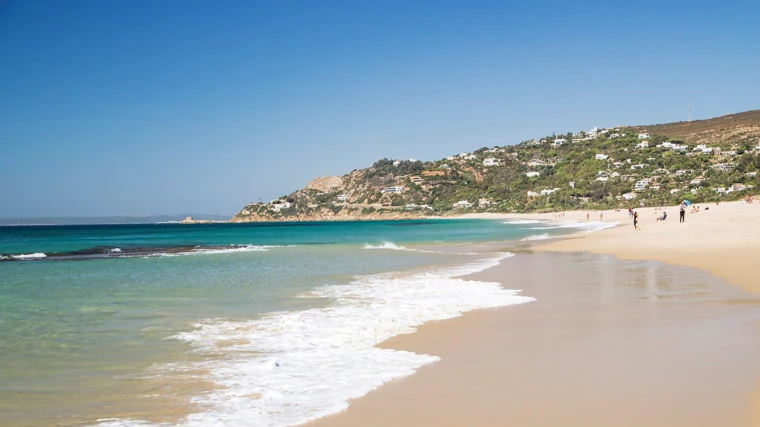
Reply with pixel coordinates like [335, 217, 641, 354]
[11, 252, 47, 260]
[363, 242, 409, 250]
[190, 245, 276, 255]
[522, 233, 550, 241]
[97, 253, 533, 427]
[502, 219, 544, 225]
[529, 221, 618, 233]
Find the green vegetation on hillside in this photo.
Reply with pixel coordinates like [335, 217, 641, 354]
[233, 114, 760, 220]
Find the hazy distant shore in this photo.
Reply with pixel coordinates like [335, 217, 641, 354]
[0, 214, 233, 226]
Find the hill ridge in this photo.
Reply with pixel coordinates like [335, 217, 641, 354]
[232, 110, 760, 222]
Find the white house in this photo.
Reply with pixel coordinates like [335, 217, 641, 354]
[719, 151, 737, 157]
[527, 191, 540, 197]
[540, 188, 560, 196]
[690, 178, 704, 185]
[337, 194, 348, 202]
[596, 176, 609, 182]
[483, 157, 501, 167]
[638, 132, 650, 139]
[634, 178, 651, 191]
[405, 204, 418, 210]
[747, 172, 758, 177]
[649, 184, 662, 191]
[393, 160, 401, 166]
[588, 127, 599, 138]
[631, 164, 646, 170]
[526, 171, 541, 178]
[595, 153, 609, 160]
[270, 200, 292, 212]
[553, 138, 567, 146]
[569, 181, 575, 188]
[452, 200, 473, 209]
[623, 193, 637, 200]
[478, 198, 493, 206]
[381, 186, 405, 194]
[635, 141, 649, 149]
[712, 164, 735, 172]
[610, 133, 620, 138]
[670, 188, 680, 195]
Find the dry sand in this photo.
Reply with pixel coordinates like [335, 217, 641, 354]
[467, 200, 760, 294]
[308, 200, 760, 427]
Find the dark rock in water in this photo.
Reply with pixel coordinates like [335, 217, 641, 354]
[0, 244, 254, 262]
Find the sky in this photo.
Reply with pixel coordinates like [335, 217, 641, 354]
[1, 0, 758, 217]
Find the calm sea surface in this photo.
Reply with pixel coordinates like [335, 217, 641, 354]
[0, 219, 606, 426]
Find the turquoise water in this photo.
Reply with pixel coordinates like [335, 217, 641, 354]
[0, 219, 588, 426]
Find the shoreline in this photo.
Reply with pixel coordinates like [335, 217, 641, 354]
[307, 199, 760, 426]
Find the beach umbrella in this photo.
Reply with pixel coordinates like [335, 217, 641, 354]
[684, 200, 692, 205]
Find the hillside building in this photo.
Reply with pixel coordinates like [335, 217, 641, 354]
[381, 186, 405, 194]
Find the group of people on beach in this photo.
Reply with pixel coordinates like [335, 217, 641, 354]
[627, 200, 688, 230]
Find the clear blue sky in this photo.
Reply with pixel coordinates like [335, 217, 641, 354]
[1, 0, 758, 217]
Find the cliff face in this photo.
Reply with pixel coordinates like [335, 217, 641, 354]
[305, 176, 344, 193]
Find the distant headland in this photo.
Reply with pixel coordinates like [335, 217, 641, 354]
[232, 110, 760, 222]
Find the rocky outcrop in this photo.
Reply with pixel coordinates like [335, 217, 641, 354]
[305, 176, 344, 193]
[230, 205, 424, 223]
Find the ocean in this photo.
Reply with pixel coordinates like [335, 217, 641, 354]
[0, 219, 613, 426]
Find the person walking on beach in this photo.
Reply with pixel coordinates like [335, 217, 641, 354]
[599, 212, 604, 222]
[679, 201, 686, 223]
[628, 207, 633, 219]
[633, 211, 639, 230]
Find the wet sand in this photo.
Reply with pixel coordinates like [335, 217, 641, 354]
[307, 251, 760, 427]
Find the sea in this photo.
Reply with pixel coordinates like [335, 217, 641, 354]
[0, 219, 614, 427]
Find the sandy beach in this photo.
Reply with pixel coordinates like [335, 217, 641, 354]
[460, 199, 760, 294]
[308, 200, 760, 427]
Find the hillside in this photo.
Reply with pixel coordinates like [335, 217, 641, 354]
[231, 111, 760, 222]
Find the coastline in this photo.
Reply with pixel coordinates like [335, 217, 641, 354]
[307, 199, 760, 427]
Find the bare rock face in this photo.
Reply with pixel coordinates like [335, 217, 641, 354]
[306, 176, 344, 193]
